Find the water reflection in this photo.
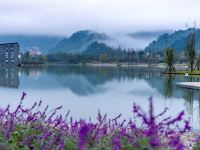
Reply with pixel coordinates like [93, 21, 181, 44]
[163, 75, 174, 99]
[20, 66, 200, 105]
[19, 66, 162, 96]
[183, 89, 195, 115]
[2, 65, 200, 128]
[0, 67, 19, 88]
[3, 65, 200, 99]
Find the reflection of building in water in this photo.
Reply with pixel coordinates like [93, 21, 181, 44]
[0, 68, 19, 88]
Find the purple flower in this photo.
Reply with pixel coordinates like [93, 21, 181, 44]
[42, 131, 52, 140]
[56, 139, 65, 150]
[166, 111, 184, 126]
[112, 134, 122, 150]
[20, 91, 27, 100]
[78, 122, 89, 150]
[0, 94, 192, 150]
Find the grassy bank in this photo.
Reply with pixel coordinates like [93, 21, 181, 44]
[164, 70, 200, 76]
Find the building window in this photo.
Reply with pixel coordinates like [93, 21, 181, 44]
[6, 52, 8, 58]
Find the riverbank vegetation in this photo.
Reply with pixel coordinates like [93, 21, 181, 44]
[0, 92, 198, 150]
[21, 49, 164, 65]
[163, 28, 200, 75]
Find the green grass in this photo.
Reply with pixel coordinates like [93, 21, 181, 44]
[164, 70, 200, 75]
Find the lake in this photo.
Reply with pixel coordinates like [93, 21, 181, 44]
[0, 65, 200, 129]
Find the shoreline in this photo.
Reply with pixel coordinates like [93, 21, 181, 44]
[19, 62, 190, 70]
[76, 62, 188, 68]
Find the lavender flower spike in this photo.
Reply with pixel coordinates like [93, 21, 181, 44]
[20, 91, 27, 100]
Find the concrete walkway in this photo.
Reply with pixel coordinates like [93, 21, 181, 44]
[176, 82, 200, 90]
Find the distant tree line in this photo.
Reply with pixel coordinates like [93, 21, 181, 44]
[21, 49, 165, 64]
[22, 35, 197, 66]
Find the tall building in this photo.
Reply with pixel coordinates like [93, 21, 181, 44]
[0, 42, 20, 66]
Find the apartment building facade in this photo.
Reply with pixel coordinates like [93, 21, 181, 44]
[0, 42, 20, 66]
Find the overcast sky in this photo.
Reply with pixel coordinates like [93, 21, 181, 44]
[0, 0, 200, 36]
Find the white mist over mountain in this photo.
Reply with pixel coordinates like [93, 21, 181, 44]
[105, 30, 172, 49]
[104, 34, 151, 50]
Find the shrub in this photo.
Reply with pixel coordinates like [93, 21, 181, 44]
[0, 92, 192, 150]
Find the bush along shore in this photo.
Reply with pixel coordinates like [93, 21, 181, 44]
[0, 92, 199, 150]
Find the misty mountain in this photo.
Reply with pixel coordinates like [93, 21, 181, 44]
[83, 41, 114, 56]
[128, 30, 172, 39]
[0, 35, 63, 53]
[105, 30, 172, 49]
[51, 30, 110, 53]
[145, 28, 200, 52]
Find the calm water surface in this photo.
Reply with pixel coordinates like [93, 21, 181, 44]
[1, 65, 200, 129]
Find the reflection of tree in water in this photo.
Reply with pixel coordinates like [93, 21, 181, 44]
[19, 66, 200, 127]
[176, 76, 200, 127]
[197, 95, 200, 127]
[182, 76, 198, 119]
[20, 65, 162, 87]
[182, 90, 200, 128]
[183, 89, 194, 115]
[182, 76, 199, 116]
[19, 65, 163, 96]
[19, 66, 200, 115]
[163, 75, 174, 99]
[181, 87, 200, 128]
